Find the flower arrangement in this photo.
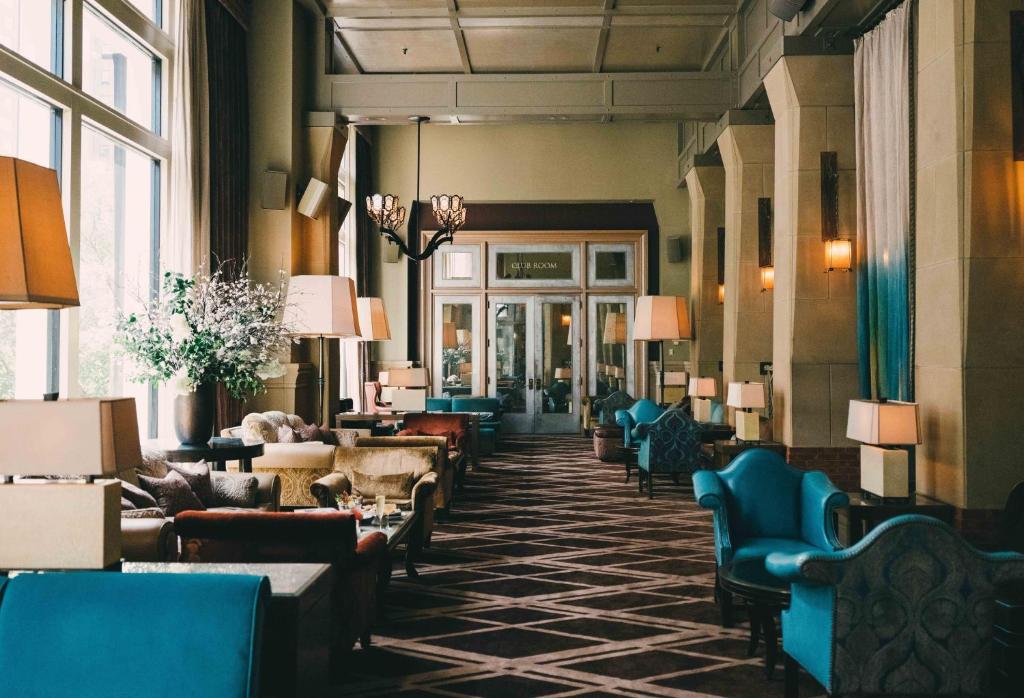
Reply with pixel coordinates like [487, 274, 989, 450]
[115, 268, 292, 399]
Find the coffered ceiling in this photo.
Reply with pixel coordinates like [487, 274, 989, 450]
[327, 0, 736, 75]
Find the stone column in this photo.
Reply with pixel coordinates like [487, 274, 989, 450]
[717, 117, 774, 425]
[914, 1, 1024, 536]
[764, 55, 860, 488]
[684, 161, 725, 386]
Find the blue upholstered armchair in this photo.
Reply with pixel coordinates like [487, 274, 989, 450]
[634, 408, 707, 498]
[593, 390, 635, 427]
[767, 515, 1024, 697]
[615, 399, 664, 448]
[692, 449, 848, 625]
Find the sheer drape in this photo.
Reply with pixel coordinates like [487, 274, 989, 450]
[854, 2, 912, 401]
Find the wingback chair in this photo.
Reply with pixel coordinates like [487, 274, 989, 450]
[767, 515, 1024, 697]
[692, 448, 848, 626]
[615, 399, 665, 448]
[634, 408, 707, 498]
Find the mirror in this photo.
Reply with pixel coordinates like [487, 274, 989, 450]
[440, 303, 474, 396]
[594, 301, 628, 398]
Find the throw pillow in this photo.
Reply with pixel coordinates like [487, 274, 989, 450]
[333, 428, 359, 447]
[351, 470, 414, 499]
[277, 425, 299, 443]
[212, 475, 259, 508]
[296, 423, 322, 442]
[121, 507, 167, 520]
[121, 497, 136, 511]
[138, 449, 170, 478]
[166, 461, 216, 507]
[138, 470, 206, 516]
[120, 480, 159, 510]
[241, 413, 277, 443]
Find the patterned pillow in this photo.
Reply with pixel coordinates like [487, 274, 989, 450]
[334, 429, 358, 447]
[121, 507, 167, 520]
[138, 470, 206, 516]
[351, 470, 414, 499]
[121, 497, 136, 511]
[138, 449, 170, 478]
[296, 423, 322, 442]
[277, 425, 299, 443]
[166, 461, 216, 507]
[120, 480, 159, 509]
[212, 475, 259, 508]
[240, 413, 277, 443]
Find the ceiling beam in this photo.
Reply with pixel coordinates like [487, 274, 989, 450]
[323, 3, 735, 19]
[322, 71, 735, 123]
[447, 0, 472, 74]
[592, 0, 615, 73]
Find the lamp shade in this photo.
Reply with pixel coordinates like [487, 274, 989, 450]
[356, 297, 391, 341]
[0, 157, 79, 309]
[612, 366, 624, 379]
[456, 329, 472, 346]
[386, 367, 429, 388]
[0, 398, 141, 477]
[632, 296, 690, 341]
[726, 382, 765, 410]
[284, 275, 361, 337]
[602, 312, 626, 344]
[688, 377, 717, 398]
[442, 322, 458, 348]
[846, 400, 920, 445]
[554, 367, 572, 380]
[656, 371, 688, 387]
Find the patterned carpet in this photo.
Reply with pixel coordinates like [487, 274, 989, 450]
[341, 434, 825, 697]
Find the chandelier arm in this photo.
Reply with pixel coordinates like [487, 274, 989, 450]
[379, 226, 415, 259]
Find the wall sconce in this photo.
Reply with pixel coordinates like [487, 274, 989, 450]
[758, 198, 774, 292]
[716, 226, 726, 305]
[821, 151, 853, 272]
[560, 313, 572, 327]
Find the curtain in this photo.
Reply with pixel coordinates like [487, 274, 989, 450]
[167, 0, 210, 275]
[354, 129, 374, 393]
[854, 2, 912, 401]
[205, 0, 250, 433]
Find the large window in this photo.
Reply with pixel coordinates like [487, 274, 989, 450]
[0, 1, 172, 436]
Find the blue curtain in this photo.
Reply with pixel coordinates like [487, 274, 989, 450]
[854, 3, 912, 401]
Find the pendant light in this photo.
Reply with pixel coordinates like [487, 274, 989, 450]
[366, 116, 467, 262]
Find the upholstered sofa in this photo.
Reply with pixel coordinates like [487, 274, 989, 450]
[309, 446, 439, 547]
[426, 396, 502, 455]
[0, 572, 270, 697]
[175, 509, 386, 658]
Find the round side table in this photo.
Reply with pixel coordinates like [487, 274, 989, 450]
[719, 558, 791, 679]
[146, 440, 264, 473]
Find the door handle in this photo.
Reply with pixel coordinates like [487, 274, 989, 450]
[528, 378, 534, 390]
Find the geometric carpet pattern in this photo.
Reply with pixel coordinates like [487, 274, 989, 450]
[342, 435, 826, 697]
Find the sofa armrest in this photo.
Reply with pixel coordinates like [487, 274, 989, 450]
[800, 471, 850, 551]
[309, 472, 353, 508]
[121, 518, 176, 562]
[211, 472, 281, 511]
[766, 550, 832, 584]
[614, 408, 632, 430]
[692, 470, 733, 565]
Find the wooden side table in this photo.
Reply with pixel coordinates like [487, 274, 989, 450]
[836, 492, 956, 546]
[713, 439, 787, 469]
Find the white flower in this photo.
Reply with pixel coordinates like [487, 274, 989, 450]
[169, 313, 192, 343]
[257, 359, 287, 381]
[170, 368, 195, 396]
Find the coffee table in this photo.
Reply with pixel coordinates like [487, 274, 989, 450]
[123, 562, 332, 696]
[145, 439, 264, 473]
[719, 558, 791, 679]
[359, 508, 423, 584]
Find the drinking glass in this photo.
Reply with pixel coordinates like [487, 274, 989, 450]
[375, 494, 387, 530]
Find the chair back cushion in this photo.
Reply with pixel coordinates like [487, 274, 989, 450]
[717, 449, 802, 541]
[403, 413, 470, 451]
[426, 397, 453, 412]
[333, 445, 437, 483]
[0, 571, 268, 697]
[629, 399, 664, 425]
[637, 408, 704, 473]
[594, 390, 635, 425]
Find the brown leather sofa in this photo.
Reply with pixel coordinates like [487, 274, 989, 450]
[310, 446, 438, 547]
[174, 509, 387, 659]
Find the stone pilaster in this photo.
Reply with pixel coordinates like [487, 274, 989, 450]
[717, 121, 774, 423]
[764, 56, 859, 456]
[684, 164, 725, 386]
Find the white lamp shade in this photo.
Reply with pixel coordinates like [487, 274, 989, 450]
[602, 312, 626, 344]
[356, 297, 391, 341]
[632, 296, 691, 341]
[0, 398, 141, 477]
[727, 382, 766, 410]
[0, 157, 79, 309]
[554, 367, 572, 379]
[688, 377, 717, 397]
[386, 367, 429, 388]
[284, 275, 361, 338]
[847, 400, 920, 445]
[657, 371, 688, 387]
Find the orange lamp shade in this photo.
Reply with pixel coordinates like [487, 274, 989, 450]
[602, 312, 626, 344]
[442, 321, 458, 348]
[356, 297, 391, 341]
[0, 157, 79, 309]
[825, 238, 853, 272]
[760, 266, 775, 292]
[717, 284, 725, 305]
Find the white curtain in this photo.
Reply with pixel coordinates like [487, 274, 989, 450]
[166, 0, 210, 275]
[854, 2, 912, 401]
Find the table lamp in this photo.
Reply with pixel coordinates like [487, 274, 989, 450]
[689, 377, 717, 422]
[386, 367, 429, 411]
[355, 297, 391, 411]
[847, 399, 920, 501]
[727, 381, 765, 441]
[0, 398, 141, 569]
[657, 371, 688, 403]
[284, 276, 361, 423]
[632, 296, 690, 404]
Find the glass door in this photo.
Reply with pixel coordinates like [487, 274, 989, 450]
[534, 296, 581, 433]
[488, 297, 534, 433]
[588, 295, 635, 398]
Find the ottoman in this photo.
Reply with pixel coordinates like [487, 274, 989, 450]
[593, 426, 624, 462]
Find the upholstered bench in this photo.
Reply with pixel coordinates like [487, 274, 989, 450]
[593, 425, 625, 462]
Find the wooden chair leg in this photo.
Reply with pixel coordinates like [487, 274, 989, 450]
[648, 472, 655, 499]
[720, 586, 734, 628]
[784, 653, 799, 698]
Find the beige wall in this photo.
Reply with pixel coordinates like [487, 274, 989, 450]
[684, 165, 725, 384]
[369, 122, 691, 363]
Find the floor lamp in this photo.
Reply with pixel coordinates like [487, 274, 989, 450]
[632, 296, 691, 405]
[355, 297, 392, 412]
[284, 276, 361, 424]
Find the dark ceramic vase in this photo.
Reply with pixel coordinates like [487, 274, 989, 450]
[174, 382, 216, 445]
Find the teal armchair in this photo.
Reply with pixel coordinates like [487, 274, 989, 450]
[0, 572, 269, 697]
[634, 408, 707, 498]
[593, 390, 635, 427]
[614, 399, 664, 448]
[768, 515, 1024, 697]
[692, 448, 848, 626]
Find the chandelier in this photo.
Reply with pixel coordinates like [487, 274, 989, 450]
[366, 116, 467, 262]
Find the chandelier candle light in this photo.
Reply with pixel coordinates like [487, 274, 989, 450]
[366, 116, 467, 262]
